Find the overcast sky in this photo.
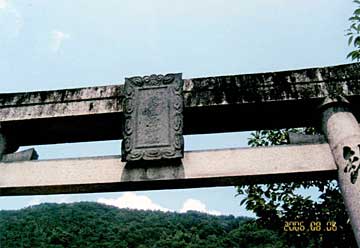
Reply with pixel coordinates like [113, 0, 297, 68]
[0, 0, 355, 217]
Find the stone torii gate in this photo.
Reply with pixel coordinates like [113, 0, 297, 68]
[1, 63, 360, 244]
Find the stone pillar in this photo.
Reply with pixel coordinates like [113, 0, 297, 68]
[0, 125, 19, 160]
[0, 127, 8, 159]
[320, 97, 360, 245]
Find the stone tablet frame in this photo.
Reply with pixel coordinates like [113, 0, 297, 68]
[121, 73, 184, 161]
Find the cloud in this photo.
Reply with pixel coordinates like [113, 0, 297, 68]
[97, 192, 170, 212]
[0, 0, 7, 9]
[25, 193, 221, 216]
[51, 30, 70, 53]
[180, 198, 221, 216]
[98, 193, 221, 215]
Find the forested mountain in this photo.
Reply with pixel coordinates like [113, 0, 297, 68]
[0, 202, 284, 248]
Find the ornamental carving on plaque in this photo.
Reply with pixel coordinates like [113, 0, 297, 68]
[122, 73, 184, 161]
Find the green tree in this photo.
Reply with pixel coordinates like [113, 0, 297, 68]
[1, 202, 278, 247]
[226, 222, 285, 248]
[237, 129, 357, 247]
[347, 0, 360, 60]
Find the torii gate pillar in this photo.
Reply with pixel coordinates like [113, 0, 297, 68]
[320, 97, 360, 245]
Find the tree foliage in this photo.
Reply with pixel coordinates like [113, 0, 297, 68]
[347, 0, 360, 60]
[237, 129, 357, 247]
[0, 202, 284, 248]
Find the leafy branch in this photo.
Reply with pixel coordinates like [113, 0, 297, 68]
[347, 0, 360, 60]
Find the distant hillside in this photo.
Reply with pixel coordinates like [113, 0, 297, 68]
[0, 202, 285, 248]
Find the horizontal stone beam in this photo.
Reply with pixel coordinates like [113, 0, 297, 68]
[0, 144, 337, 196]
[1, 63, 360, 146]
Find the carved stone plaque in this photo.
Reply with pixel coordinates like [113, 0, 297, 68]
[122, 73, 184, 161]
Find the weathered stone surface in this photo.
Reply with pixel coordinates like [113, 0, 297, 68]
[0, 85, 123, 121]
[0, 144, 336, 196]
[0, 63, 360, 146]
[1, 148, 38, 162]
[183, 63, 360, 107]
[320, 100, 360, 245]
[288, 132, 326, 144]
[121, 74, 184, 161]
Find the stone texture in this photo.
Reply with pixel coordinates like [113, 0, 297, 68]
[0, 144, 336, 196]
[320, 101, 360, 246]
[121, 74, 184, 161]
[288, 132, 326, 144]
[183, 62, 360, 105]
[1, 148, 38, 162]
[0, 63, 360, 146]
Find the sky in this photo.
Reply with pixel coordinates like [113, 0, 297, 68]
[0, 0, 355, 217]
